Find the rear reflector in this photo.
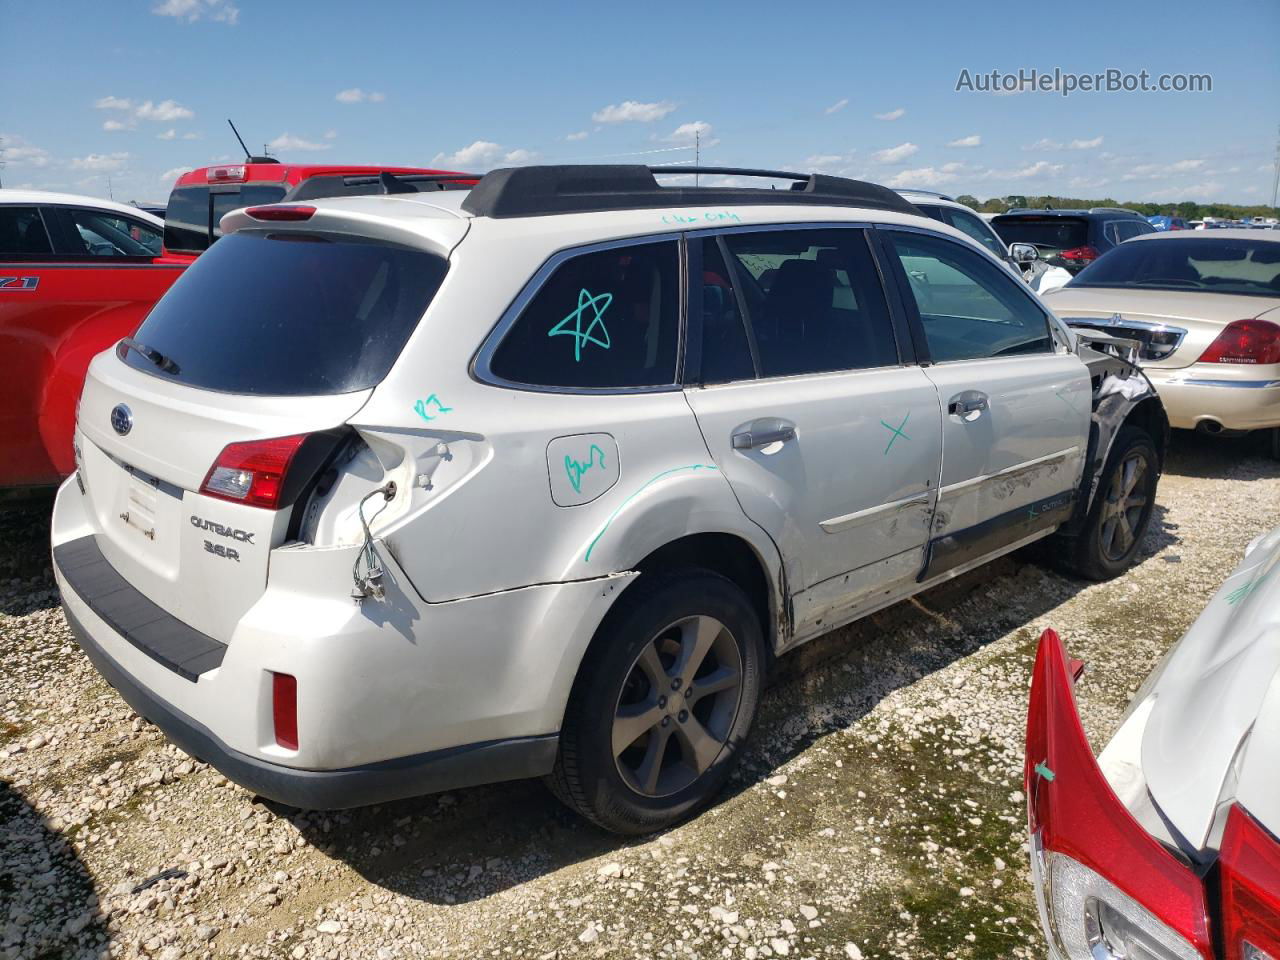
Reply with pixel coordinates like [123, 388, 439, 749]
[245, 204, 316, 222]
[1198, 319, 1280, 366]
[272, 673, 298, 750]
[200, 434, 309, 510]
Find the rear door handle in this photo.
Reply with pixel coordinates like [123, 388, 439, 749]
[732, 421, 797, 450]
[948, 391, 989, 418]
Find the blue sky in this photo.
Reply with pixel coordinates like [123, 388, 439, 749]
[3, 0, 1277, 205]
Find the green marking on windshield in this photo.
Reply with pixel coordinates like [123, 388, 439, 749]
[880, 412, 911, 455]
[548, 288, 612, 362]
[564, 444, 606, 494]
[584, 465, 719, 562]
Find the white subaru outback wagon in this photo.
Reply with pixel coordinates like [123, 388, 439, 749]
[52, 165, 1169, 834]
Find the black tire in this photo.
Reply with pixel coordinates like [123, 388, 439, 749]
[547, 570, 764, 835]
[1061, 425, 1159, 581]
[1266, 427, 1280, 461]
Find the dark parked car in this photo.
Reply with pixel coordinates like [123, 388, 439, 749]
[991, 207, 1157, 274]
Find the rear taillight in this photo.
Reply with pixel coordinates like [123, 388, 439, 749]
[1198, 319, 1280, 365]
[207, 164, 246, 182]
[200, 434, 309, 510]
[1219, 805, 1280, 960]
[1059, 245, 1100, 263]
[1026, 628, 1213, 959]
[245, 204, 315, 222]
[271, 672, 298, 750]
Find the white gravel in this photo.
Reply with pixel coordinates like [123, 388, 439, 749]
[2, 432, 1277, 960]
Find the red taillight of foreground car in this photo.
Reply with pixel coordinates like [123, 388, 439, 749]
[1059, 245, 1100, 264]
[245, 204, 316, 222]
[1198, 320, 1280, 366]
[1219, 805, 1280, 960]
[272, 672, 298, 750]
[1026, 628, 1213, 959]
[200, 434, 310, 510]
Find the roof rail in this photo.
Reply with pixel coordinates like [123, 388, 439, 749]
[283, 171, 480, 202]
[895, 188, 958, 202]
[460, 165, 921, 219]
[1088, 206, 1144, 216]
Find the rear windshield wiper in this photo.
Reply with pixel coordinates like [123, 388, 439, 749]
[120, 337, 180, 375]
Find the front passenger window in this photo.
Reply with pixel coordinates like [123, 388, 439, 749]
[886, 232, 1052, 362]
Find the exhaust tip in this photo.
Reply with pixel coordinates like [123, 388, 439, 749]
[1197, 419, 1225, 435]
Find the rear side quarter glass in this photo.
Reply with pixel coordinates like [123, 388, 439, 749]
[0, 206, 53, 257]
[487, 239, 681, 390]
[163, 183, 288, 252]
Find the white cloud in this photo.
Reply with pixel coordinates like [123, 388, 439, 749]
[323, 129, 337, 140]
[152, 0, 239, 24]
[825, 98, 849, 115]
[998, 160, 1063, 179]
[662, 121, 718, 147]
[95, 95, 133, 111]
[874, 108, 905, 121]
[182, 131, 200, 140]
[103, 119, 133, 132]
[872, 142, 918, 164]
[946, 134, 982, 148]
[565, 131, 589, 141]
[135, 99, 194, 122]
[1068, 136, 1104, 150]
[71, 152, 130, 172]
[0, 134, 50, 168]
[1168, 158, 1204, 172]
[160, 166, 189, 182]
[1024, 138, 1063, 151]
[885, 165, 961, 188]
[157, 128, 177, 140]
[1069, 176, 1111, 190]
[1122, 159, 1207, 182]
[431, 141, 536, 170]
[266, 132, 332, 153]
[592, 100, 676, 124]
[1144, 180, 1224, 201]
[335, 88, 386, 104]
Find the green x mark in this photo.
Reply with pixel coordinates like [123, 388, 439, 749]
[881, 412, 911, 455]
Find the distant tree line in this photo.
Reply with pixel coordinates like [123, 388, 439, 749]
[953, 194, 1278, 219]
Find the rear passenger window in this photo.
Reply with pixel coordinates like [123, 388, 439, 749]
[489, 240, 680, 389]
[721, 228, 898, 378]
[0, 207, 52, 256]
[886, 231, 1052, 362]
[698, 238, 756, 383]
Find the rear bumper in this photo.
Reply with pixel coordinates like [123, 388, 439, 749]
[62, 602, 558, 809]
[1144, 366, 1280, 431]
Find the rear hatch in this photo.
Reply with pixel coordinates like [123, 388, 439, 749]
[992, 215, 1090, 269]
[75, 209, 462, 642]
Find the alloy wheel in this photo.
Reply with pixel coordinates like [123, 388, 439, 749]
[612, 615, 743, 798]
[1100, 451, 1149, 561]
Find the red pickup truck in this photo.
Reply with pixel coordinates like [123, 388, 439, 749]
[0, 162, 473, 492]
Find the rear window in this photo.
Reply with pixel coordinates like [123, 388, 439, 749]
[992, 216, 1088, 252]
[164, 183, 288, 252]
[123, 231, 447, 395]
[1070, 237, 1280, 297]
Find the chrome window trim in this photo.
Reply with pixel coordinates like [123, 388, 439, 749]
[471, 232, 686, 396]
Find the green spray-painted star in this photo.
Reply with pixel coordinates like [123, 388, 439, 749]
[548, 288, 613, 362]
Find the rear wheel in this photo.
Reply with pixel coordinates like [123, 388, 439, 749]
[1061, 425, 1158, 580]
[548, 571, 764, 834]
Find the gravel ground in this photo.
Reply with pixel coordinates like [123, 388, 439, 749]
[3, 432, 1278, 960]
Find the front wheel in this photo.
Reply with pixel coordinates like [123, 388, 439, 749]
[1061, 425, 1159, 580]
[547, 571, 764, 834]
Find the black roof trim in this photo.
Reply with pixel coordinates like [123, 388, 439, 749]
[460, 165, 921, 219]
[284, 172, 479, 202]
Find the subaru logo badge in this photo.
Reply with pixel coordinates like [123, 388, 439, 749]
[110, 404, 132, 436]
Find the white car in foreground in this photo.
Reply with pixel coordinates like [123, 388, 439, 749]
[54, 164, 1169, 833]
[1027, 527, 1280, 960]
[1042, 230, 1280, 454]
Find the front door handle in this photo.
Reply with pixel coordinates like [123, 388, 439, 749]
[732, 421, 797, 450]
[948, 391, 989, 418]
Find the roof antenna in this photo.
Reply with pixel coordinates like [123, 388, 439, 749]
[227, 118, 251, 161]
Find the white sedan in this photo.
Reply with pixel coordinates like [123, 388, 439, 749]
[1042, 230, 1280, 453]
[1026, 526, 1280, 960]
